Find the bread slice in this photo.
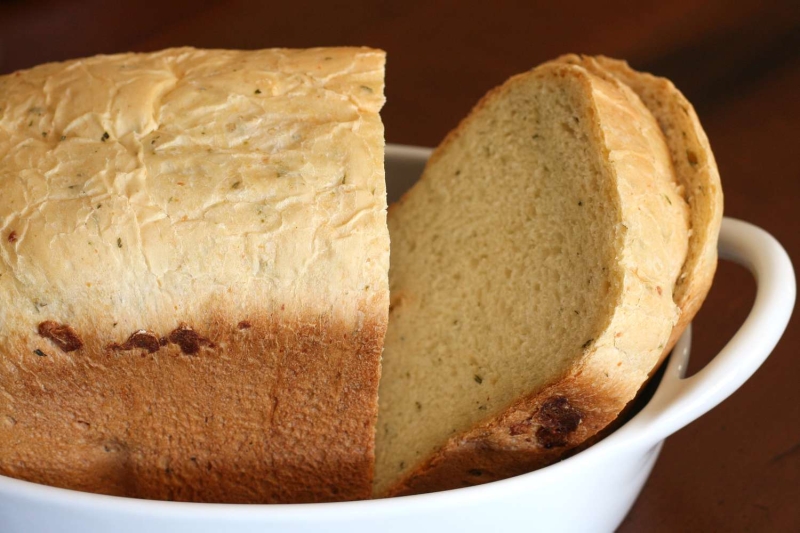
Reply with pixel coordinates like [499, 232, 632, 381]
[375, 58, 692, 496]
[0, 47, 389, 503]
[558, 55, 723, 358]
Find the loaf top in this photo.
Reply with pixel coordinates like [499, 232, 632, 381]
[0, 47, 389, 346]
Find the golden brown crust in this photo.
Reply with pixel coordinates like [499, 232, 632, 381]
[0, 311, 385, 503]
[379, 58, 691, 497]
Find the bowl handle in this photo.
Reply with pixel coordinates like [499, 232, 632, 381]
[628, 218, 795, 447]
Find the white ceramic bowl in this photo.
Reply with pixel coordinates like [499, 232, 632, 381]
[0, 145, 795, 533]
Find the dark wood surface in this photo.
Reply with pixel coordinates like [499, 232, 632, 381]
[1, 1, 798, 530]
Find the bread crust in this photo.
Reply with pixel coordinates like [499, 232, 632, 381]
[0, 47, 389, 502]
[379, 59, 692, 497]
[1, 312, 386, 502]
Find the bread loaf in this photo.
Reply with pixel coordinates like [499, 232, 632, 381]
[0, 47, 389, 503]
[374, 57, 708, 496]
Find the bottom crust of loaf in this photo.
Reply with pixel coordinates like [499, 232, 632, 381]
[0, 310, 385, 503]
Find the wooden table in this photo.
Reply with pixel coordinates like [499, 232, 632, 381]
[2, 0, 798, 530]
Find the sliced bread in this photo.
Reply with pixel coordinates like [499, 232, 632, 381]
[375, 58, 696, 496]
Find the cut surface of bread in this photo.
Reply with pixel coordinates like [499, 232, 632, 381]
[0, 47, 389, 503]
[375, 59, 691, 496]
